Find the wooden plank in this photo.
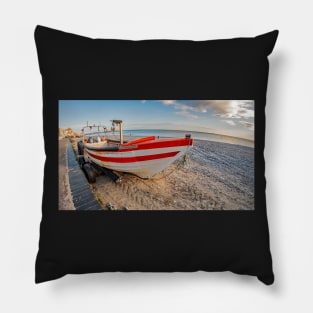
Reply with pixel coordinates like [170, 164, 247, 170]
[67, 143, 102, 211]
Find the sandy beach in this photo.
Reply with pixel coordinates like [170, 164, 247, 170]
[62, 136, 254, 211]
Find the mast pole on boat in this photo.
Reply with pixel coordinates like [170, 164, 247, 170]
[112, 120, 123, 144]
[120, 121, 123, 144]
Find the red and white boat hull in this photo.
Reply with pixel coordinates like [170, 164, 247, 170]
[84, 136, 193, 178]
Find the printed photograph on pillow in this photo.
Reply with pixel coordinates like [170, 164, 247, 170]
[58, 99, 254, 211]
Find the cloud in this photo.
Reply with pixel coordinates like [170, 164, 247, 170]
[191, 100, 254, 118]
[175, 111, 199, 120]
[141, 100, 146, 104]
[160, 100, 254, 119]
[162, 100, 176, 105]
[240, 121, 254, 130]
[223, 120, 236, 126]
[161, 100, 190, 111]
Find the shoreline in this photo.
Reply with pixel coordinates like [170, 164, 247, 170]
[124, 128, 254, 142]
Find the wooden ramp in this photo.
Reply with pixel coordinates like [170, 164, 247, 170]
[67, 142, 102, 210]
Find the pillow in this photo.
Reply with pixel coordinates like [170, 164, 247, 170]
[35, 25, 278, 284]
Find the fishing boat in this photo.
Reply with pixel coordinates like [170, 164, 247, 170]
[79, 120, 194, 179]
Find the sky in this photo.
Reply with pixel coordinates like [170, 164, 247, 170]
[59, 100, 255, 140]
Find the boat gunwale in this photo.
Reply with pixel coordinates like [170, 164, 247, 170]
[84, 137, 193, 153]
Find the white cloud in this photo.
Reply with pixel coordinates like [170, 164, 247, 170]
[191, 100, 254, 118]
[240, 121, 254, 131]
[223, 120, 236, 126]
[161, 100, 176, 105]
[161, 100, 190, 111]
[160, 100, 254, 119]
[175, 111, 199, 120]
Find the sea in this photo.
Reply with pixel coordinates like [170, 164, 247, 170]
[122, 129, 254, 148]
[84, 129, 253, 148]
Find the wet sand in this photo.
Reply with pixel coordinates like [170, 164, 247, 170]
[71, 137, 254, 211]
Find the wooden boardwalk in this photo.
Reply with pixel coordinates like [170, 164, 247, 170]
[67, 142, 102, 210]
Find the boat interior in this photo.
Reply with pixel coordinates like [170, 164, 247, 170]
[84, 135, 157, 151]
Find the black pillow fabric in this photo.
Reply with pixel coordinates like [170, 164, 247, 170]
[35, 25, 278, 284]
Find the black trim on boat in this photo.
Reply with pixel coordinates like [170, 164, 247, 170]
[107, 139, 129, 144]
[85, 145, 119, 151]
